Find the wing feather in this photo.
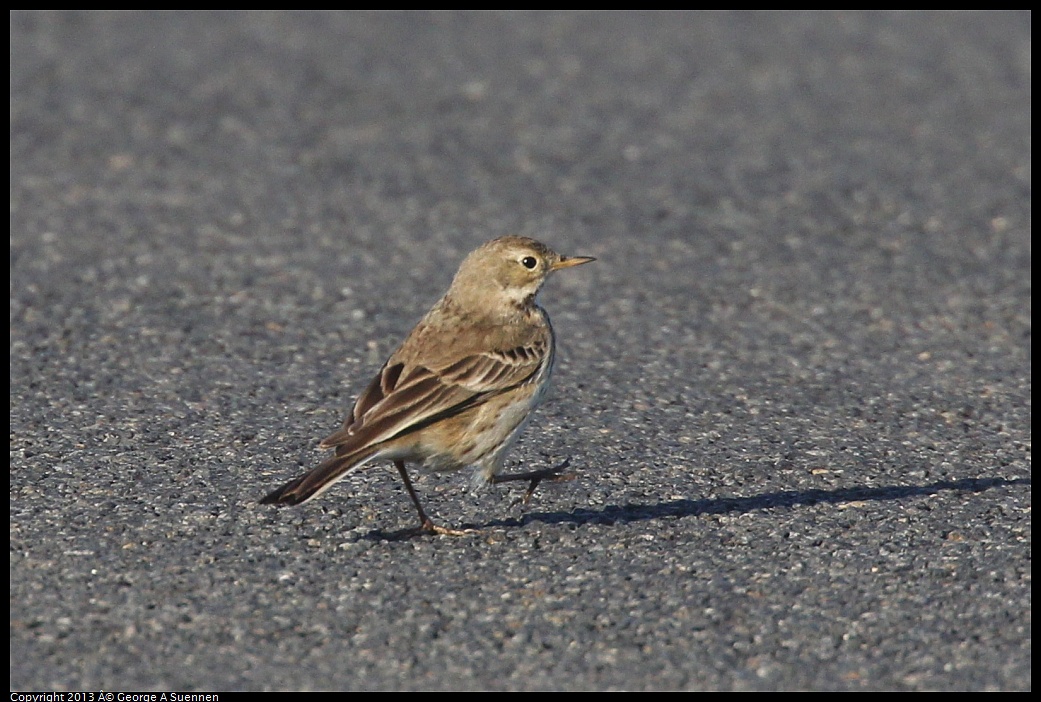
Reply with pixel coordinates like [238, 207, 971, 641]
[319, 340, 548, 454]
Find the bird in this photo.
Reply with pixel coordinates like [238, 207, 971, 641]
[260, 236, 595, 534]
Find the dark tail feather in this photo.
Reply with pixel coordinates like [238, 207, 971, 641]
[260, 449, 377, 506]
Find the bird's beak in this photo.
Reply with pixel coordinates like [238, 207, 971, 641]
[551, 255, 596, 271]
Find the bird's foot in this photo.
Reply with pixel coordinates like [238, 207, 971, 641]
[493, 457, 575, 506]
[416, 518, 475, 537]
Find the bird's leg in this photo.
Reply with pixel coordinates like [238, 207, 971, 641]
[492, 457, 575, 505]
[394, 460, 471, 536]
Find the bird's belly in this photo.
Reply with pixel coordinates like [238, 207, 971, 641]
[428, 380, 550, 474]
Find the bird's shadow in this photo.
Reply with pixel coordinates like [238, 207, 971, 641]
[362, 475, 1029, 541]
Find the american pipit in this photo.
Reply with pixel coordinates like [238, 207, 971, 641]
[261, 236, 594, 534]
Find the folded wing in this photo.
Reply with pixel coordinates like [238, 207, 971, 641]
[321, 339, 549, 456]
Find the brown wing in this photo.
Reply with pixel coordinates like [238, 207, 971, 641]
[320, 339, 548, 456]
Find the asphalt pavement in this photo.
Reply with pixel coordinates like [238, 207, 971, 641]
[10, 11, 1031, 691]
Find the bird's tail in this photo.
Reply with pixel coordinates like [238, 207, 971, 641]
[260, 448, 379, 506]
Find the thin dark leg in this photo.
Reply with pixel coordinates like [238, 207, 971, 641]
[394, 460, 432, 529]
[394, 460, 470, 536]
[491, 457, 575, 505]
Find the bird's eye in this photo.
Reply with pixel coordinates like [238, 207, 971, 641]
[521, 256, 538, 269]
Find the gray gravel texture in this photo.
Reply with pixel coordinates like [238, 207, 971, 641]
[10, 10, 1030, 692]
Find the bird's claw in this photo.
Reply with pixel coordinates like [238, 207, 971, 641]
[506, 457, 576, 507]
